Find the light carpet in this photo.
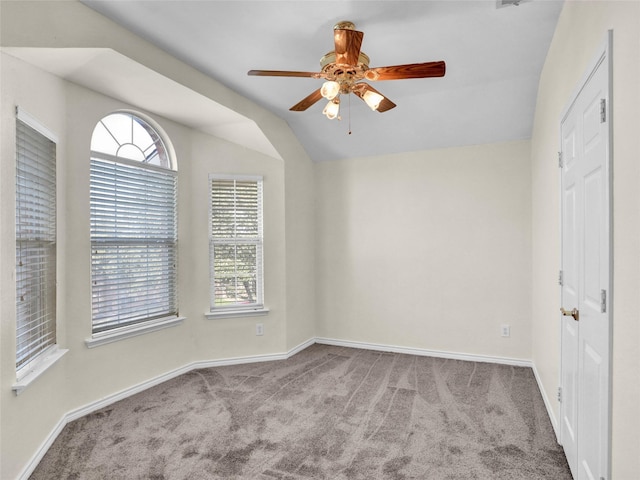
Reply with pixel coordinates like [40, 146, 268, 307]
[30, 344, 571, 479]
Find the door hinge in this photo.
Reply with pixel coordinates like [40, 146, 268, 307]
[557, 387, 562, 403]
[558, 151, 563, 168]
[558, 270, 564, 286]
[601, 289, 607, 313]
[600, 98, 606, 123]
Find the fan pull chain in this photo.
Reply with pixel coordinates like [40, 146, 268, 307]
[348, 94, 352, 135]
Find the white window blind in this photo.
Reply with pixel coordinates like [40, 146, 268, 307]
[15, 116, 57, 373]
[90, 156, 177, 333]
[209, 175, 264, 311]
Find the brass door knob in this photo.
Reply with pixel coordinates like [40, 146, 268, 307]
[560, 307, 579, 322]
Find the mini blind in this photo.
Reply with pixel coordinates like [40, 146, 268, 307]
[90, 156, 177, 333]
[209, 175, 264, 310]
[15, 116, 57, 373]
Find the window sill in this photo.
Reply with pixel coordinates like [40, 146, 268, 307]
[85, 315, 185, 349]
[205, 307, 270, 320]
[12, 346, 69, 395]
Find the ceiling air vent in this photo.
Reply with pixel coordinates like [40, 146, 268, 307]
[496, 0, 531, 8]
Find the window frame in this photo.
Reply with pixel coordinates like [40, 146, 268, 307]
[13, 107, 67, 394]
[207, 174, 267, 318]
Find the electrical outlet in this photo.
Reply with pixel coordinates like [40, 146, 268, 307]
[501, 324, 510, 337]
[256, 323, 264, 336]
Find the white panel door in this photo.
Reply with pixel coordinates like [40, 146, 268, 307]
[560, 45, 610, 480]
[560, 104, 579, 477]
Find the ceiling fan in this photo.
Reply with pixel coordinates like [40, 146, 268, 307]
[248, 21, 446, 120]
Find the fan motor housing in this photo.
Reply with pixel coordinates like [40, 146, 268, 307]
[320, 51, 370, 70]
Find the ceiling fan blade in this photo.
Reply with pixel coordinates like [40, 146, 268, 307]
[248, 70, 321, 78]
[290, 89, 324, 111]
[353, 83, 396, 113]
[334, 28, 364, 66]
[365, 61, 446, 81]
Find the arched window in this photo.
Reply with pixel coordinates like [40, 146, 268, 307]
[91, 112, 171, 169]
[89, 112, 178, 338]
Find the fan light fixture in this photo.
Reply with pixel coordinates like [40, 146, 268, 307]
[363, 90, 384, 111]
[321, 81, 341, 119]
[321, 81, 340, 100]
[321, 81, 383, 119]
[322, 98, 340, 119]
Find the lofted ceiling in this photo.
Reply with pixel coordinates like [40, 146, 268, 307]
[82, 0, 564, 162]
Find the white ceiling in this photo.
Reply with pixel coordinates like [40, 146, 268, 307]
[82, 0, 564, 162]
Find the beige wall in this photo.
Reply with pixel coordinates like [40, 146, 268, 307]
[315, 141, 532, 360]
[253, 115, 317, 350]
[530, 1, 640, 477]
[185, 128, 288, 358]
[0, 2, 316, 479]
[0, 52, 70, 480]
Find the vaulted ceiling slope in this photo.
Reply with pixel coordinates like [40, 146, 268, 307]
[82, 0, 564, 162]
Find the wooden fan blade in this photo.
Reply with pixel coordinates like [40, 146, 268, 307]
[290, 89, 324, 111]
[353, 83, 396, 113]
[334, 29, 364, 66]
[365, 61, 446, 81]
[248, 70, 321, 78]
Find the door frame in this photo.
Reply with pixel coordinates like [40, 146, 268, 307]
[558, 30, 613, 479]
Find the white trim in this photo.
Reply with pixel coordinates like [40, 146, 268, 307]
[12, 346, 68, 395]
[17, 337, 538, 479]
[90, 151, 178, 176]
[192, 338, 314, 369]
[15, 106, 59, 143]
[559, 31, 611, 125]
[288, 337, 316, 357]
[85, 316, 185, 348]
[205, 307, 269, 320]
[65, 362, 194, 423]
[532, 362, 560, 442]
[208, 173, 263, 182]
[315, 337, 533, 367]
[193, 351, 287, 369]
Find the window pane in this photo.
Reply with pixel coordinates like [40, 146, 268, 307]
[236, 244, 257, 303]
[91, 113, 170, 169]
[212, 243, 258, 307]
[90, 121, 119, 157]
[235, 181, 259, 237]
[91, 243, 177, 332]
[213, 244, 238, 306]
[101, 113, 132, 145]
[210, 180, 236, 237]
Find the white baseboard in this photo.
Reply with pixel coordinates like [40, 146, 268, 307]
[531, 361, 560, 442]
[315, 337, 533, 367]
[287, 337, 316, 357]
[19, 336, 540, 479]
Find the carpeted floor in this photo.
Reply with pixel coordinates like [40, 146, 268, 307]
[30, 344, 572, 479]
